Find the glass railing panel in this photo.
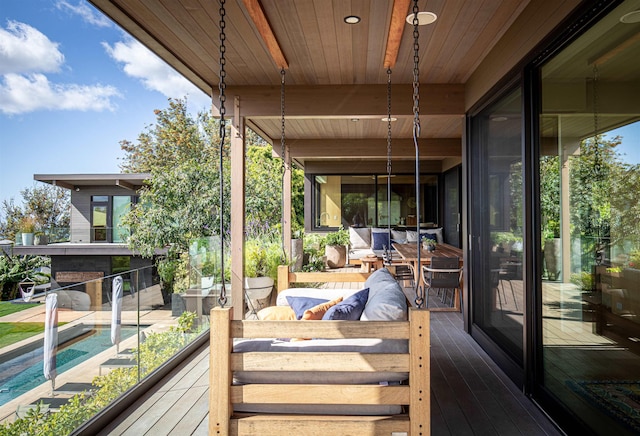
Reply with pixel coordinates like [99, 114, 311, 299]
[0, 265, 208, 433]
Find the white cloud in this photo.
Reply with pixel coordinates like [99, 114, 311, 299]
[0, 73, 121, 115]
[55, 0, 113, 28]
[0, 21, 64, 74]
[103, 38, 209, 107]
[0, 21, 122, 115]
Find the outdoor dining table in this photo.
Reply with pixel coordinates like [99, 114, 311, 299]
[392, 242, 464, 312]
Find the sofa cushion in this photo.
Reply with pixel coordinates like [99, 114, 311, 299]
[391, 229, 407, 243]
[422, 233, 437, 242]
[425, 227, 444, 244]
[277, 288, 360, 306]
[362, 268, 407, 321]
[286, 296, 329, 320]
[371, 231, 390, 250]
[349, 227, 371, 249]
[257, 306, 296, 320]
[302, 296, 344, 320]
[323, 288, 369, 320]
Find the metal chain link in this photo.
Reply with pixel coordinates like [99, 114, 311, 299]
[412, 1, 421, 140]
[411, 0, 425, 309]
[218, 0, 227, 307]
[592, 64, 601, 177]
[280, 67, 287, 262]
[386, 67, 393, 262]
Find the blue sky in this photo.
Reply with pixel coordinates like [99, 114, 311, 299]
[0, 0, 210, 214]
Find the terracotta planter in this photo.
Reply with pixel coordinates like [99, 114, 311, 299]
[325, 244, 347, 269]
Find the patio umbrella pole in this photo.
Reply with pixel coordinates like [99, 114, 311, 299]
[111, 276, 123, 355]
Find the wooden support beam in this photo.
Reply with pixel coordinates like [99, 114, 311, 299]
[231, 96, 245, 320]
[283, 144, 292, 265]
[242, 0, 288, 70]
[285, 138, 461, 159]
[224, 84, 465, 117]
[384, 0, 411, 69]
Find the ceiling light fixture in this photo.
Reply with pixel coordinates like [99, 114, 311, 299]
[405, 11, 437, 26]
[620, 10, 640, 23]
[381, 117, 398, 122]
[344, 15, 361, 24]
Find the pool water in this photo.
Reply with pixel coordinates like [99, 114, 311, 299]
[0, 325, 140, 405]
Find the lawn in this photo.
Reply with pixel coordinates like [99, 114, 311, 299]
[0, 301, 40, 317]
[0, 322, 45, 348]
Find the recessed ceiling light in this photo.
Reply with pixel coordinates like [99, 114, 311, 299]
[620, 10, 640, 23]
[405, 11, 437, 26]
[381, 117, 398, 122]
[344, 15, 361, 24]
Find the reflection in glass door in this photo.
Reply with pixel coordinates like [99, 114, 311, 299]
[538, 2, 640, 434]
[470, 86, 524, 366]
[443, 167, 461, 247]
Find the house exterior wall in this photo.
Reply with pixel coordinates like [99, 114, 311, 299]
[70, 186, 137, 243]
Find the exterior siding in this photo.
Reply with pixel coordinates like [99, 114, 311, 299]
[70, 186, 138, 243]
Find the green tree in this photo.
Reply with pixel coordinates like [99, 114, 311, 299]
[0, 185, 69, 241]
[540, 155, 560, 239]
[245, 144, 304, 231]
[0, 254, 50, 300]
[119, 98, 210, 174]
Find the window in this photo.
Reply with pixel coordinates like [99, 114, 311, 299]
[312, 174, 438, 230]
[90, 195, 137, 242]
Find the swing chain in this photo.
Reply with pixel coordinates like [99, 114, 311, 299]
[412, 0, 424, 309]
[218, 0, 227, 308]
[386, 68, 392, 176]
[280, 67, 287, 262]
[412, 0, 420, 139]
[592, 64, 601, 178]
[386, 67, 393, 262]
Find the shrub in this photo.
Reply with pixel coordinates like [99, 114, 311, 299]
[0, 312, 203, 435]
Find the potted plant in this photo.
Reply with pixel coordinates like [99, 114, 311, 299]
[18, 216, 36, 246]
[291, 228, 304, 272]
[422, 236, 437, 252]
[542, 220, 561, 280]
[324, 226, 349, 268]
[244, 236, 283, 312]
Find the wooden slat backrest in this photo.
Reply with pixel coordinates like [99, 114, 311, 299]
[210, 266, 430, 435]
[276, 265, 370, 294]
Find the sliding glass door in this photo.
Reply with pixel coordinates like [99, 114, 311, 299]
[469, 86, 524, 368]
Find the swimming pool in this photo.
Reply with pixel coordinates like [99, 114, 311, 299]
[0, 324, 142, 405]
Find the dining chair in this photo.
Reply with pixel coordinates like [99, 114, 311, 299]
[422, 257, 462, 309]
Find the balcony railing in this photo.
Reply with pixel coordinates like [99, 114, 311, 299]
[0, 265, 209, 433]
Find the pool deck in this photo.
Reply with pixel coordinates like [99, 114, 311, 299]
[0, 285, 176, 423]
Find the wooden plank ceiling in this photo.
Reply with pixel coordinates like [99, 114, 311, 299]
[89, 0, 531, 164]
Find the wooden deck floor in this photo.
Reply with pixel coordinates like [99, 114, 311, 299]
[98, 310, 562, 436]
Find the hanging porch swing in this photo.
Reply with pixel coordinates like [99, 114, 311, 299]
[210, 1, 430, 434]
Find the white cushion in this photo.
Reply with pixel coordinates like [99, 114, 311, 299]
[277, 288, 360, 306]
[349, 227, 371, 249]
[391, 229, 406, 242]
[406, 230, 419, 242]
